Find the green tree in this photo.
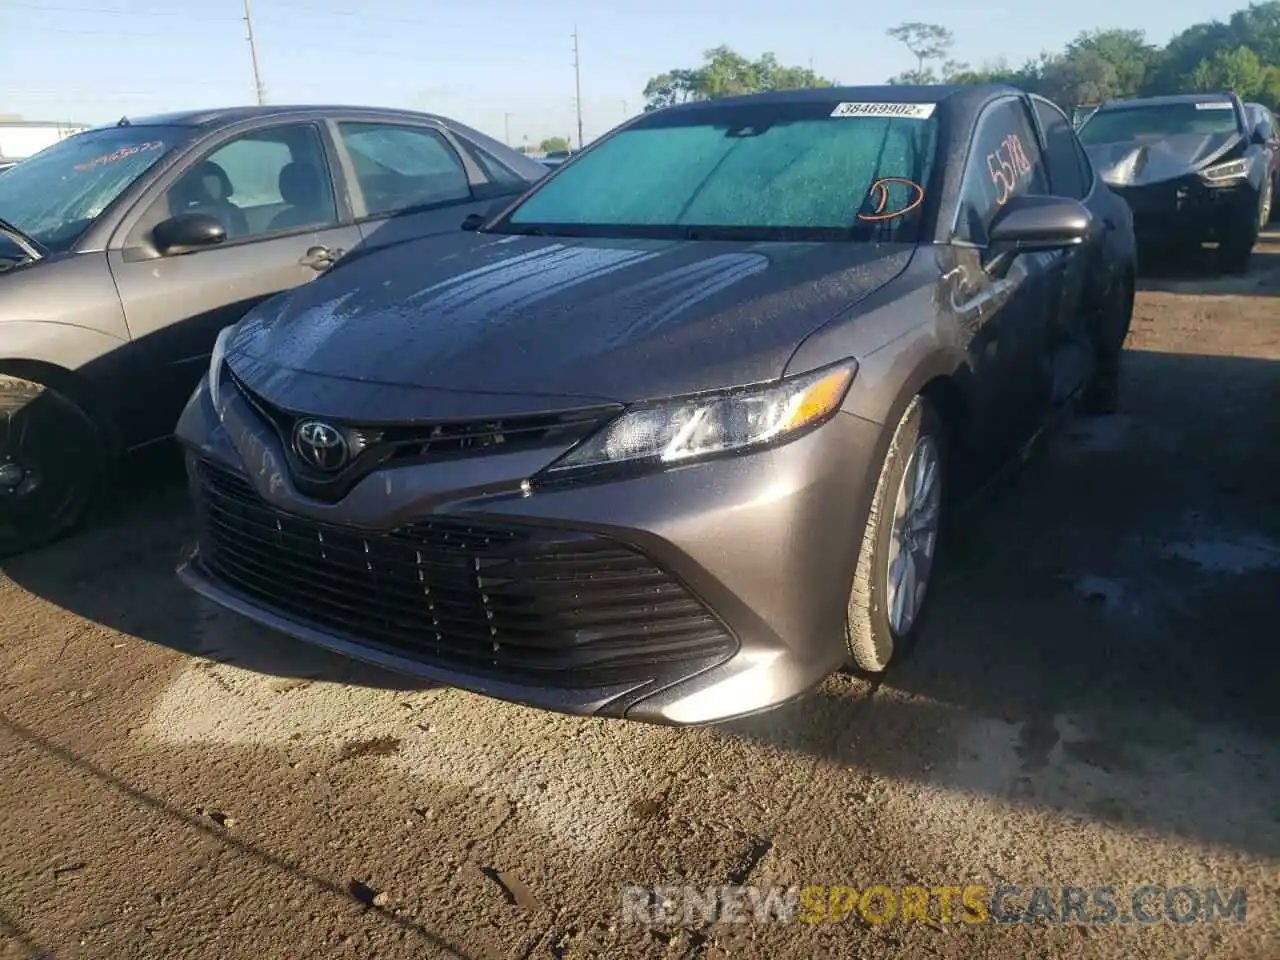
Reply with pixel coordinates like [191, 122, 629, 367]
[886, 22, 956, 83]
[1187, 45, 1266, 98]
[642, 47, 835, 111]
[1063, 29, 1162, 100]
[1038, 48, 1121, 110]
[539, 136, 570, 154]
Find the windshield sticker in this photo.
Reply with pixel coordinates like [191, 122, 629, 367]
[74, 140, 165, 172]
[857, 177, 925, 221]
[1195, 102, 1234, 110]
[987, 133, 1033, 206]
[831, 102, 936, 119]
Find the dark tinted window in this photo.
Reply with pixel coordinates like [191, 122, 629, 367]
[1249, 106, 1276, 138]
[1033, 98, 1088, 199]
[954, 98, 1049, 244]
[337, 122, 471, 217]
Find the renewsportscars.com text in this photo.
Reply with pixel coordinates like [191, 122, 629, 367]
[621, 884, 1248, 926]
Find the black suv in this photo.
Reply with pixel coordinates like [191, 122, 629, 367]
[1077, 92, 1277, 271]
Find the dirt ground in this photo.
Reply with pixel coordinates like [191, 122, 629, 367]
[2, 234, 1278, 960]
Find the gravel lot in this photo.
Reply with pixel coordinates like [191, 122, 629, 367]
[2, 234, 1278, 960]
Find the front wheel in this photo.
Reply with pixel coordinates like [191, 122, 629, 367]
[0, 375, 103, 558]
[846, 395, 946, 672]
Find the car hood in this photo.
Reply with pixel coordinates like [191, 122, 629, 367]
[1084, 131, 1242, 187]
[227, 231, 914, 419]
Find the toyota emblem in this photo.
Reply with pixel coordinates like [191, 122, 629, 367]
[292, 419, 349, 472]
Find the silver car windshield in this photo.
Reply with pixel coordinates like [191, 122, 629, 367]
[0, 125, 187, 252]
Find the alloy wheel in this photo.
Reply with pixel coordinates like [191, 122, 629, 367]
[885, 434, 942, 636]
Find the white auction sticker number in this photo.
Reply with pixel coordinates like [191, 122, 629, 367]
[830, 102, 936, 119]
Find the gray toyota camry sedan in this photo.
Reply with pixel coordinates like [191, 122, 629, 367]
[176, 85, 1136, 725]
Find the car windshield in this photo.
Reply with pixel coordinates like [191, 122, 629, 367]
[1078, 102, 1240, 144]
[0, 124, 187, 252]
[495, 100, 940, 243]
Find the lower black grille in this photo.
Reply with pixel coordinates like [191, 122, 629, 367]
[192, 461, 737, 687]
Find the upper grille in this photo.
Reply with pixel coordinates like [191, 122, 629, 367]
[229, 370, 617, 501]
[191, 461, 737, 687]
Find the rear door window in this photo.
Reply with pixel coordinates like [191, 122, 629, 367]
[1033, 98, 1089, 199]
[337, 122, 472, 218]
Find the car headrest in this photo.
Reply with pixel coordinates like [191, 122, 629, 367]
[278, 162, 324, 205]
[181, 160, 234, 205]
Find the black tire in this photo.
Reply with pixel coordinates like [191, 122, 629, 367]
[0, 375, 104, 558]
[846, 395, 946, 672]
[1079, 274, 1133, 417]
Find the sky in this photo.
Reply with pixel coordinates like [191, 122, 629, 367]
[0, 0, 1255, 148]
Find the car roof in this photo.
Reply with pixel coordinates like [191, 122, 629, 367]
[1096, 92, 1238, 111]
[660, 83, 1020, 115]
[87, 104, 460, 131]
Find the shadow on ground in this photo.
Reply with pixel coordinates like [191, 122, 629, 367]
[3, 349, 1278, 857]
[719, 348, 1280, 858]
[1136, 227, 1280, 295]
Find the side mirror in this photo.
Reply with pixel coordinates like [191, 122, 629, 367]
[989, 194, 1091, 250]
[983, 195, 1092, 278]
[1251, 123, 1270, 146]
[152, 212, 226, 255]
[461, 198, 514, 232]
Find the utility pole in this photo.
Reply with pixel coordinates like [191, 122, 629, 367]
[504, 112, 512, 145]
[243, 0, 265, 105]
[571, 25, 583, 149]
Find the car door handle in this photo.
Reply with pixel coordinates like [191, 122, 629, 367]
[299, 246, 343, 271]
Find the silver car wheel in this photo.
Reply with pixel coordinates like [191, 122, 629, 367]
[885, 434, 942, 636]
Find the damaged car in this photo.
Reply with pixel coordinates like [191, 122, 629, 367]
[1077, 92, 1275, 271]
[176, 84, 1135, 725]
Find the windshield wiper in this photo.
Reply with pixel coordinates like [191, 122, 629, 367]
[0, 216, 48, 263]
[497, 223, 566, 237]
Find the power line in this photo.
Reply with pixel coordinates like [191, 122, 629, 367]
[6, 1, 220, 16]
[245, 0, 445, 27]
[6, 0, 433, 25]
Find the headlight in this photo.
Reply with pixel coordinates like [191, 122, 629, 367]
[207, 325, 233, 411]
[1200, 158, 1250, 183]
[543, 361, 855, 477]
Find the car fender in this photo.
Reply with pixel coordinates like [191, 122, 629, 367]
[0, 319, 131, 447]
[0, 319, 127, 375]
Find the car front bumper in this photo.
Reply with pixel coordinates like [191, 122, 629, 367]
[174, 372, 888, 725]
[1108, 176, 1259, 248]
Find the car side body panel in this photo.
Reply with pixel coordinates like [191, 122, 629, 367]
[0, 253, 132, 438]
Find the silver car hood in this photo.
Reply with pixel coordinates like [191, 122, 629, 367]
[1086, 132, 1242, 187]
